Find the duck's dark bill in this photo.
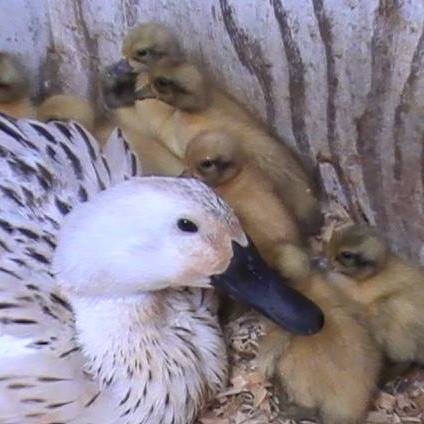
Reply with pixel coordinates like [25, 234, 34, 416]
[211, 241, 324, 335]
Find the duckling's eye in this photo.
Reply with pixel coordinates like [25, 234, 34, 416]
[136, 49, 148, 57]
[200, 160, 215, 169]
[339, 251, 354, 260]
[155, 77, 171, 89]
[177, 218, 198, 233]
[336, 251, 357, 266]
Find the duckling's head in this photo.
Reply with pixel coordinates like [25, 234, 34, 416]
[135, 61, 209, 111]
[122, 22, 182, 73]
[102, 24, 181, 110]
[184, 130, 245, 187]
[0, 52, 30, 103]
[53, 177, 324, 335]
[326, 224, 388, 281]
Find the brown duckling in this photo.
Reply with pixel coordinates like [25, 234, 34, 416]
[134, 60, 323, 237]
[326, 224, 424, 365]
[256, 271, 382, 424]
[184, 129, 310, 281]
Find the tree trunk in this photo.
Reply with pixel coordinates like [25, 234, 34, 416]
[1, 0, 423, 263]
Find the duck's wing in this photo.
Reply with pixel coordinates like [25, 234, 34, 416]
[0, 114, 141, 423]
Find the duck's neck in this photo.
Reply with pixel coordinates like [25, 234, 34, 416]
[71, 293, 165, 386]
[67, 290, 226, 424]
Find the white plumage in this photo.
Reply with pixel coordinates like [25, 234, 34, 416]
[0, 114, 241, 424]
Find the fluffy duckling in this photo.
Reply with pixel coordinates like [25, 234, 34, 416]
[134, 60, 323, 236]
[326, 224, 424, 365]
[122, 22, 182, 73]
[37, 94, 96, 131]
[106, 105, 184, 176]
[257, 271, 382, 424]
[102, 22, 181, 111]
[0, 52, 34, 118]
[0, 115, 324, 423]
[100, 23, 184, 176]
[184, 130, 310, 281]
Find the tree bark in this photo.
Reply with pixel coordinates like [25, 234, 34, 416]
[1, 0, 423, 263]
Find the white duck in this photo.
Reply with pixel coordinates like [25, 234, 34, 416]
[0, 113, 323, 424]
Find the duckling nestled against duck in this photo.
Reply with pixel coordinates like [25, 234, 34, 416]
[326, 224, 424, 366]
[102, 24, 323, 237]
[0, 114, 323, 424]
[183, 129, 310, 281]
[0, 52, 35, 118]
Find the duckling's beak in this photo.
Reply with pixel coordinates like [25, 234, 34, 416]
[106, 59, 136, 79]
[310, 255, 330, 271]
[211, 241, 324, 335]
[102, 60, 138, 109]
[134, 85, 157, 101]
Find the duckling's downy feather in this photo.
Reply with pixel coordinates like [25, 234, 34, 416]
[0, 115, 227, 423]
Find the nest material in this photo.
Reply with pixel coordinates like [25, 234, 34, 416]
[197, 312, 424, 424]
[197, 202, 424, 424]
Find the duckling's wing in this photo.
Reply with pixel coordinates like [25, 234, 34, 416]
[0, 114, 140, 423]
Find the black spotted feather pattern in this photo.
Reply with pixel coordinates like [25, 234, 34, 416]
[0, 114, 140, 423]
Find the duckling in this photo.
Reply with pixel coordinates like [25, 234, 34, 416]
[37, 94, 96, 131]
[122, 22, 182, 73]
[134, 60, 323, 236]
[326, 224, 424, 365]
[0, 52, 35, 118]
[102, 22, 182, 111]
[0, 115, 324, 423]
[184, 130, 310, 281]
[107, 105, 184, 176]
[256, 272, 382, 424]
[99, 23, 184, 176]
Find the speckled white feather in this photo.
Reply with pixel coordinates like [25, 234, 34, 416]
[0, 115, 242, 424]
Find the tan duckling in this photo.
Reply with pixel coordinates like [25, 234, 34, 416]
[0, 52, 35, 118]
[37, 94, 96, 131]
[184, 130, 310, 281]
[256, 271, 382, 424]
[326, 224, 424, 366]
[134, 60, 323, 236]
[122, 22, 182, 73]
[100, 23, 184, 176]
[102, 21, 183, 110]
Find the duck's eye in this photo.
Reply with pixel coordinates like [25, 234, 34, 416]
[177, 218, 198, 233]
